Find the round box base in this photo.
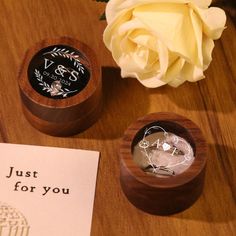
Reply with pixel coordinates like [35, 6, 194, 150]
[120, 168, 205, 215]
[22, 100, 102, 137]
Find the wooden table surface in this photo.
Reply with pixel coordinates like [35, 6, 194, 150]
[0, 1, 235, 235]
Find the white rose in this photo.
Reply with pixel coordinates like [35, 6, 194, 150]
[103, 0, 226, 87]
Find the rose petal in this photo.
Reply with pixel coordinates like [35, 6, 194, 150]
[133, 4, 199, 64]
[190, 0, 211, 8]
[118, 47, 159, 75]
[119, 63, 166, 88]
[189, 8, 203, 67]
[157, 40, 169, 77]
[202, 35, 214, 69]
[103, 11, 132, 50]
[191, 5, 226, 39]
[182, 62, 205, 81]
[129, 29, 158, 52]
[163, 57, 185, 83]
[136, 73, 167, 88]
[106, 0, 190, 23]
[168, 61, 204, 86]
[119, 39, 169, 88]
[168, 77, 186, 87]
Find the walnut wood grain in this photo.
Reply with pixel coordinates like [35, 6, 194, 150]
[0, 113, 8, 143]
[120, 112, 207, 215]
[17, 37, 102, 135]
[22, 97, 102, 137]
[0, 1, 235, 235]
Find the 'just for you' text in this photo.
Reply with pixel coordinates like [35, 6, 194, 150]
[6, 166, 70, 196]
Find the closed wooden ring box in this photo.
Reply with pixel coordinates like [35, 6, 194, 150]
[120, 112, 207, 215]
[18, 37, 102, 136]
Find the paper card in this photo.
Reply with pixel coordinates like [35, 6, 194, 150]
[0, 143, 99, 236]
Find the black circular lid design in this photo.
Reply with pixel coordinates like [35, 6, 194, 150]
[28, 45, 90, 99]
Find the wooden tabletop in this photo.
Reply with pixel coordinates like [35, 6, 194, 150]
[0, 1, 235, 235]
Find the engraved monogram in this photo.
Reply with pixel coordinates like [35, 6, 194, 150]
[137, 126, 194, 176]
[28, 45, 90, 99]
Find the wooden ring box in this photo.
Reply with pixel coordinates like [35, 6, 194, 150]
[120, 112, 207, 215]
[18, 37, 102, 136]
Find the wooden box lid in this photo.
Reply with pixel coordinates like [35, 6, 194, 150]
[18, 37, 102, 136]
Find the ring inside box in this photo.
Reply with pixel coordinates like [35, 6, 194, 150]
[132, 121, 196, 177]
[120, 113, 207, 215]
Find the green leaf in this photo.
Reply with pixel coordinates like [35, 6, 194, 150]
[95, 0, 109, 20]
[99, 12, 106, 20]
[96, 0, 109, 2]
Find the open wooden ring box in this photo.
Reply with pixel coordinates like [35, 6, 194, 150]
[120, 112, 207, 215]
[18, 37, 102, 136]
